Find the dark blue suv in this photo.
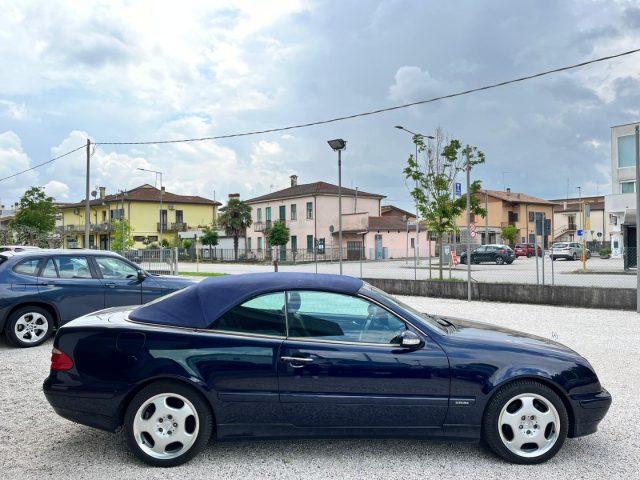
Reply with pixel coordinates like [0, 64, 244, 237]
[0, 249, 195, 348]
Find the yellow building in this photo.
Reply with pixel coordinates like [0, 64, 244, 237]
[455, 188, 557, 246]
[57, 184, 220, 249]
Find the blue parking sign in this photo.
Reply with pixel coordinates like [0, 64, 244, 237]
[577, 229, 583, 236]
[455, 183, 462, 197]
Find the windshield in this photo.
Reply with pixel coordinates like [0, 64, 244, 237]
[553, 243, 568, 248]
[360, 283, 448, 332]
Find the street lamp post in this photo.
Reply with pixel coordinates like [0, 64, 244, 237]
[395, 126, 434, 268]
[328, 139, 347, 275]
[138, 167, 165, 260]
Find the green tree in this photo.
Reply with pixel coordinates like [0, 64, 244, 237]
[110, 219, 134, 251]
[201, 225, 219, 260]
[501, 225, 519, 246]
[404, 128, 487, 279]
[10, 187, 57, 245]
[266, 220, 290, 271]
[217, 198, 252, 261]
[181, 238, 193, 250]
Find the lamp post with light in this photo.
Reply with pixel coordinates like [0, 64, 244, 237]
[137, 167, 165, 259]
[328, 139, 347, 275]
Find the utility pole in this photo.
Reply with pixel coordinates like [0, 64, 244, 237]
[484, 191, 489, 244]
[551, 204, 555, 287]
[338, 148, 343, 275]
[534, 212, 539, 285]
[414, 139, 420, 266]
[84, 139, 91, 249]
[466, 155, 472, 302]
[635, 124, 640, 313]
[541, 212, 546, 286]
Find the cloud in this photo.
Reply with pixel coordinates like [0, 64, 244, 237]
[0, 100, 27, 120]
[0, 131, 37, 203]
[388, 66, 444, 103]
[43, 179, 70, 200]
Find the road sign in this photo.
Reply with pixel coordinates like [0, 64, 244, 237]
[577, 229, 583, 237]
[455, 183, 462, 197]
[470, 223, 477, 238]
[451, 251, 459, 266]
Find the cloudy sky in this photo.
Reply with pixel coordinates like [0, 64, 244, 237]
[1, 0, 639, 210]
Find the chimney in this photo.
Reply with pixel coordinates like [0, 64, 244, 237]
[290, 174, 298, 187]
[228, 193, 240, 199]
[99, 186, 106, 199]
[506, 187, 511, 195]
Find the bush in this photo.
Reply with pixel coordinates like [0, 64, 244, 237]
[598, 247, 611, 257]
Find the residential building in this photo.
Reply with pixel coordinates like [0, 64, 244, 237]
[549, 195, 608, 245]
[605, 122, 638, 259]
[245, 176, 433, 261]
[455, 188, 557, 247]
[57, 184, 220, 250]
[380, 205, 417, 221]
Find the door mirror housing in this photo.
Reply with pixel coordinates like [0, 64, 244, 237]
[399, 330, 423, 349]
[137, 270, 146, 281]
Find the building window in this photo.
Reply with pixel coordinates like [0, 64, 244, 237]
[133, 236, 146, 242]
[175, 210, 184, 224]
[147, 236, 158, 242]
[618, 135, 636, 168]
[621, 181, 635, 194]
[279, 205, 286, 221]
[290, 204, 297, 220]
[410, 238, 415, 248]
[306, 235, 313, 252]
[257, 237, 263, 251]
[306, 201, 313, 219]
[291, 235, 297, 251]
[247, 238, 252, 250]
[110, 208, 124, 220]
[265, 207, 271, 221]
[257, 208, 262, 222]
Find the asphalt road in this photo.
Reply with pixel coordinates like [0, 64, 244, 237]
[179, 256, 632, 288]
[0, 297, 635, 479]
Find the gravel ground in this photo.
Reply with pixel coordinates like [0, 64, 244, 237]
[0, 297, 637, 479]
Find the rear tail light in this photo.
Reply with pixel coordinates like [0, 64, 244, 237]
[50, 347, 73, 371]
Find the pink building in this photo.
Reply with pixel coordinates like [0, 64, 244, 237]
[245, 175, 433, 261]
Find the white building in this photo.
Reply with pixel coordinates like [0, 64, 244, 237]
[605, 122, 638, 259]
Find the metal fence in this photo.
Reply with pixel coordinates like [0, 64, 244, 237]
[122, 248, 178, 275]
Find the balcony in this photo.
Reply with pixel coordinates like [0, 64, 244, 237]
[254, 220, 286, 232]
[157, 222, 188, 232]
[56, 223, 113, 234]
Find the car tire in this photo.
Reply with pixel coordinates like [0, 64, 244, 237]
[5, 306, 53, 348]
[526, 253, 532, 258]
[572, 253, 577, 261]
[124, 381, 214, 467]
[496, 257, 504, 265]
[482, 380, 568, 465]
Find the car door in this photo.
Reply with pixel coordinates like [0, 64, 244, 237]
[485, 246, 498, 262]
[472, 246, 486, 263]
[278, 290, 450, 429]
[37, 256, 105, 324]
[93, 256, 143, 307]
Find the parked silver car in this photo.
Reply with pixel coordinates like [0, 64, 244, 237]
[550, 242, 591, 261]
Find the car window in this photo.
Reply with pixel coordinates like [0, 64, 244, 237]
[41, 259, 59, 278]
[286, 291, 406, 344]
[554, 243, 567, 248]
[474, 246, 486, 252]
[13, 258, 41, 276]
[212, 292, 286, 336]
[53, 256, 93, 279]
[96, 257, 139, 279]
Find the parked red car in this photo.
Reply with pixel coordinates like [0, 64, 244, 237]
[514, 243, 542, 257]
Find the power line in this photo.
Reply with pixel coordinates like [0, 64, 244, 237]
[96, 47, 640, 146]
[0, 144, 85, 183]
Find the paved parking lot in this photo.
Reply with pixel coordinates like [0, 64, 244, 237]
[0, 297, 636, 479]
[180, 256, 632, 288]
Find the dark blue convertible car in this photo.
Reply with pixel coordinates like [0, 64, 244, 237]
[43, 273, 611, 467]
[0, 249, 194, 347]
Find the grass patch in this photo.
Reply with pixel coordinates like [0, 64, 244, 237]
[179, 271, 228, 277]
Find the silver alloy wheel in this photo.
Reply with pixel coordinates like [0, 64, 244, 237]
[498, 393, 560, 458]
[14, 312, 49, 344]
[133, 393, 200, 460]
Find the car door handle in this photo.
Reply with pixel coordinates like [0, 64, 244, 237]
[105, 282, 117, 288]
[280, 356, 314, 367]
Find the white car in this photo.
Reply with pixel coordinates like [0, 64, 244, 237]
[0, 245, 40, 253]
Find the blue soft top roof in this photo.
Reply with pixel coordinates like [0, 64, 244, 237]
[129, 272, 364, 329]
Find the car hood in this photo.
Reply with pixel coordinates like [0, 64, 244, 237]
[440, 316, 581, 358]
[147, 274, 196, 289]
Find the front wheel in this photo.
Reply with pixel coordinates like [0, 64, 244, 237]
[482, 380, 568, 464]
[496, 257, 505, 265]
[124, 381, 214, 467]
[5, 306, 53, 347]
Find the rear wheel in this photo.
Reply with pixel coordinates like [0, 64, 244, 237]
[124, 381, 214, 467]
[572, 253, 577, 261]
[496, 257, 505, 265]
[526, 253, 532, 258]
[482, 380, 568, 464]
[5, 306, 53, 348]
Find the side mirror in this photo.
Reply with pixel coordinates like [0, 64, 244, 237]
[137, 270, 146, 281]
[399, 330, 423, 349]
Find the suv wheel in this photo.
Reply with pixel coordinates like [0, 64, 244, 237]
[572, 253, 577, 261]
[496, 257, 505, 265]
[482, 380, 568, 464]
[124, 381, 214, 467]
[5, 306, 53, 348]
